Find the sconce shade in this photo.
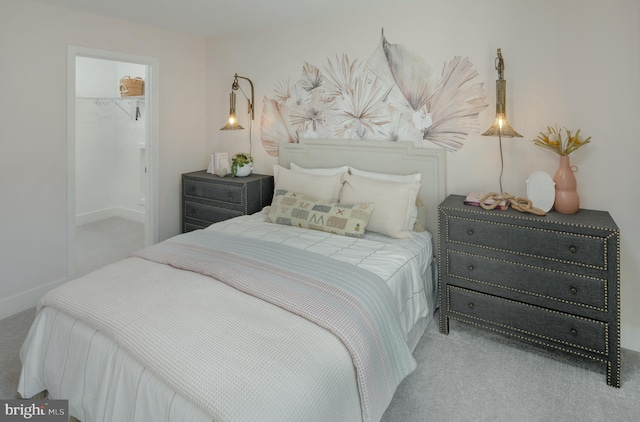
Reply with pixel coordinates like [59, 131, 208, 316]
[482, 49, 521, 138]
[220, 73, 254, 131]
[220, 91, 244, 130]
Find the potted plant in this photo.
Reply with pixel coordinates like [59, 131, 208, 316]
[231, 152, 253, 177]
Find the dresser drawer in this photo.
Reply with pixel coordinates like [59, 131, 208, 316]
[446, 215, 607, 269]
[447, 286, 608, 355]
[184, 201, 243, 224]
[184, 179, 243, 205]
[446, 250, 607, 311]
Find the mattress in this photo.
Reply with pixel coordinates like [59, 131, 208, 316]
[18, 213, 437, 422]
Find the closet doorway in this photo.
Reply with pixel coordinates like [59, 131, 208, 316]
[67, 46, 159, 279]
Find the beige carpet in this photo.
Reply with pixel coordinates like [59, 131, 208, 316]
[75, 216, 145, 277]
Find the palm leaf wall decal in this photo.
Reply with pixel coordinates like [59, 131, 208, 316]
[379, 33, 435, 113]
[423, 56, 488, 151]
[300, 62, 324, 92]
[260, 97, 299, 157]
[324, 54, 364, 100]
[259, 30, 487, 155]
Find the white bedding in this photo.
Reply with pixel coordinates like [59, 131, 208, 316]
[19, 214, 437, 422]
[206, 211, 436, 348]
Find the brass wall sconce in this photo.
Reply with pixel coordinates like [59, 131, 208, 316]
[482, 48, 521, 192]
[220, 73, 254, 131]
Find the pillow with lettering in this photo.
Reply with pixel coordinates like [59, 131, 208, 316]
[266, 191, 374, 238]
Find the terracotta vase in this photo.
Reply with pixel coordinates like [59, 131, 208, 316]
[553, 155, 579, 214]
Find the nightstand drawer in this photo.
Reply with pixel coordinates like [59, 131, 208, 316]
[184, 201, 243, 223]
[446, 250, 607, 310]
[184, 179, 243, 205]
[446, 215, 607, 269]
[447, 286, 608, 355]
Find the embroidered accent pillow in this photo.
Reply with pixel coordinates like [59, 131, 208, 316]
[266, 191, 375, 238]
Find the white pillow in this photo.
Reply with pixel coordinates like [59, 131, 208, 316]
[291, 162, 349, 176]
[348, 167, 421, 230]
[340, 173, 420, 239]
[273, 165, 344, 203]
[349, 167, 421, 183]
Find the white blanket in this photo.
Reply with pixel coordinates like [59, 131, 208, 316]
[19, 215, 435, 421]
[22, 258, 363, 421]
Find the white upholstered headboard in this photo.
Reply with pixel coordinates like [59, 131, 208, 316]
[279, 139, 446, 250]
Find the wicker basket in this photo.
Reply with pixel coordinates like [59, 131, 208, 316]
[119, 76, 144, 97]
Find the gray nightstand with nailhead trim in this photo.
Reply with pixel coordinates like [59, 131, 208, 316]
[182, 171, 274, 232]
[438, 194, 621, 387]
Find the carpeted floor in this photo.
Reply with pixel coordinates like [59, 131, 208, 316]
[3, 307, 639, 421]
[0, 307, 35, 400]
[382, 318, 640, 422]
[75, 216, 145, 277]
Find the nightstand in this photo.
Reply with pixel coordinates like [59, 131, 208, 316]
[438, 194, 620, 387]
[182, 171, 274, 232]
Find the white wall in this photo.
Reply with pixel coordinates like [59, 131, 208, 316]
[0, 0, 207, 318]
[206, 0, 640, 347]
[75, 57, 146, 224]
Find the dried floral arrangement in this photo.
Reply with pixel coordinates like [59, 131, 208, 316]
[531, 126, 591, 156]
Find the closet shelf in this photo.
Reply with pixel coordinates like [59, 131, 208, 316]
[76, 96, 145, 101]
[77, 96, 145, 120]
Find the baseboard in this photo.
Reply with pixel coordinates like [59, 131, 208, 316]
[0, 277, 68, 320]
[76, 206, 144, 226]
[622, 325, 640, 352]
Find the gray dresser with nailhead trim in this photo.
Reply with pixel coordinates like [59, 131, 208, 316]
[182, 171, 274, 232]
[438, 194, 620, 387]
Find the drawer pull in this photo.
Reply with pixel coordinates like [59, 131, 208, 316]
[190, 208, 196, 214]
[571, 328, 578, 336]
[467, 229, 474, 236]
[468, 303, 475, 310]
[467, 265, 474, 272]
[570, 287, 578, 295]
[569, 246, 577, 253]
[190, 186, 196, 192]
[226, 191, 233, 198]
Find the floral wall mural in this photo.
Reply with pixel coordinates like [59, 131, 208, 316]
[260, 30, 488, 156]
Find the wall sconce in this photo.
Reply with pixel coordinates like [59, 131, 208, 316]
[220, 73, 254, 131]
[482, 48, 521, 193]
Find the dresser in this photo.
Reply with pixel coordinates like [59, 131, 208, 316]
[438, 194, 620, 387]
[182, 171, 274, 232]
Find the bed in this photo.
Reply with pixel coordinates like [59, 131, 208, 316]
[18, 139, 446, 421]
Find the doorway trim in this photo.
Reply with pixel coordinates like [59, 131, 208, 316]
[67, 46, 159, 280]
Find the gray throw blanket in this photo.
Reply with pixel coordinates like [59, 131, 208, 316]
[135, 230, 416, 421]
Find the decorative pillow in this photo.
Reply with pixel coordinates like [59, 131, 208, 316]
[273, 165, 344, 202]
[349, 167, 422, 183]
[348, 168, 421, 231]
[266, 191, 374, 238]
[290, 162, 349, 176]
[339, 173, 420, 239]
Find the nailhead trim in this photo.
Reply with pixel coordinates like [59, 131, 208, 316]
[446, 213, 613, 271]
[438, 200, 621, 388]
[446, 249, 608, 312]
[447, 285, 609, 356]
